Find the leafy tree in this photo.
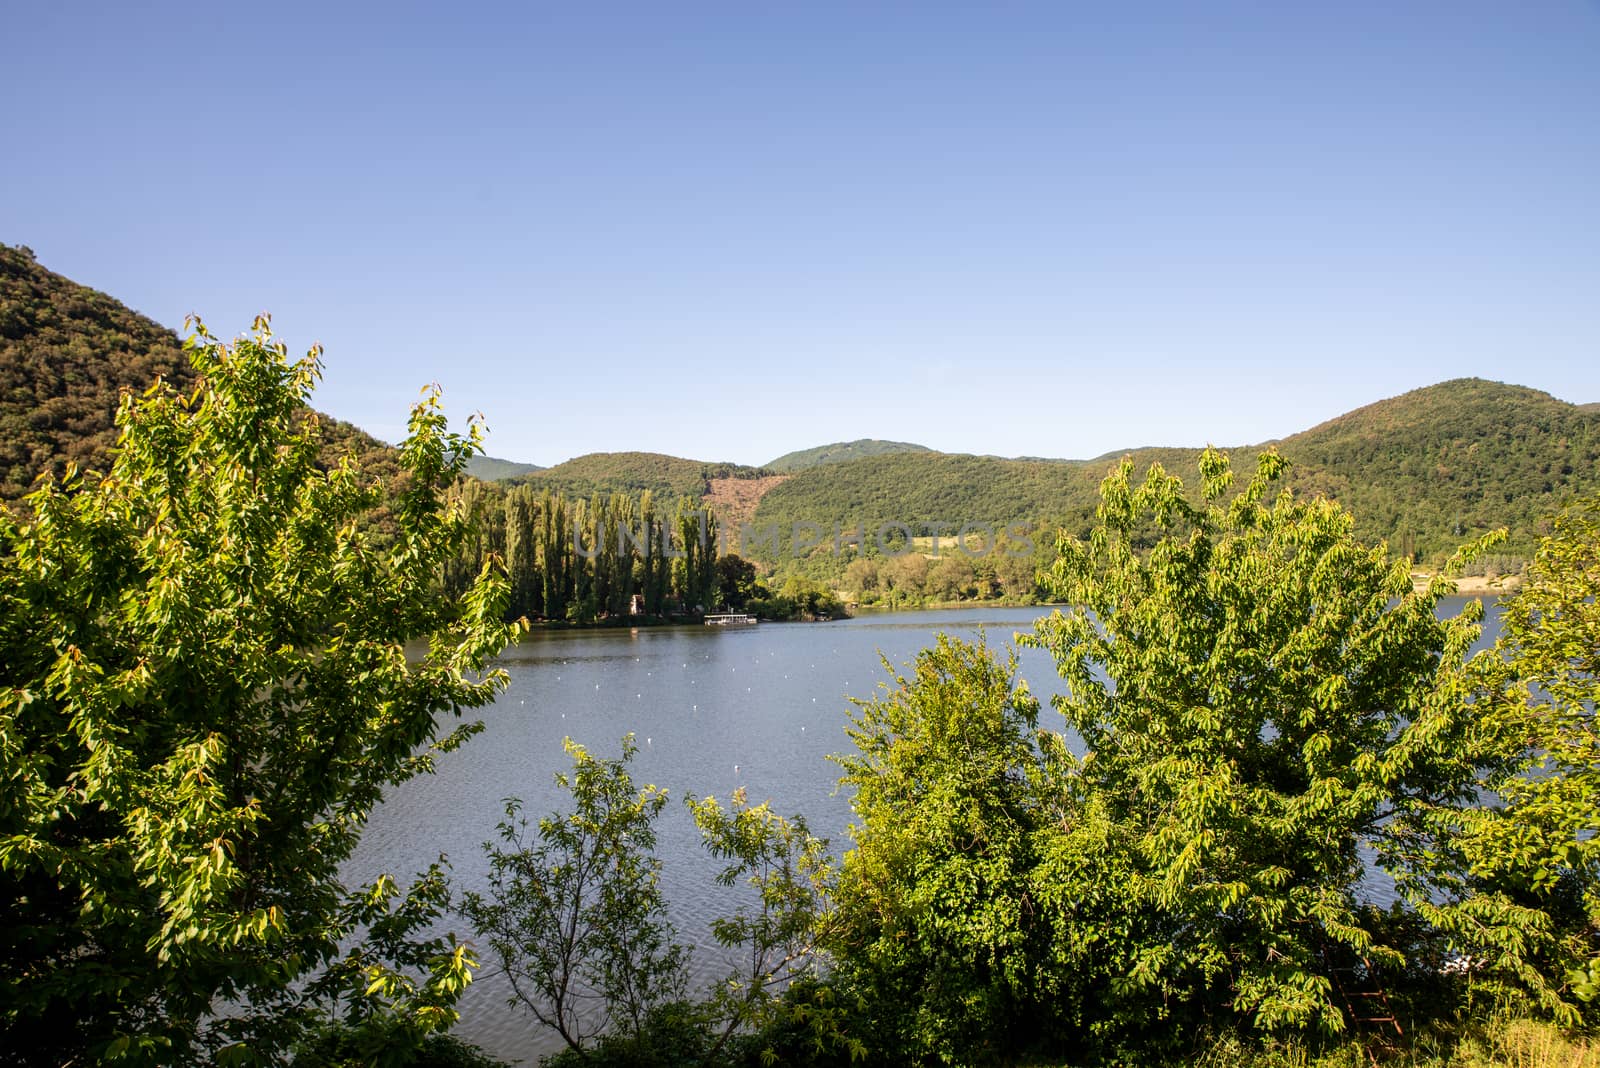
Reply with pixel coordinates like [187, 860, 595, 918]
[457, 736, 689, 1053]
[715, 554, 759, 611]
[460, 740, 843, 1065]
[826, 450, 1510, 1062]
[831, 635, 1051, 1062]
[686, 788, 842, 1064]
[502, 484, 538, 620]
[1026, 448, 1494, 1038]
[1416, 494, 1600, 1023]
[841, 558, 879, 598]
[0, 317, 517, 1065]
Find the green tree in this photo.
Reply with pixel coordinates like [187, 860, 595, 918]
[832, 635, 1050, 1062]
[458, 736, 688, 1053]
[0, 318, 517, 1065]
[461, 740, 843, 1066]
[1026, 449, 1494, 1038]
[1417, 495, 1600, 1023]
[686, 789, 843, 1064]
[715, 554, 759, 611]
[842, 557, 879, 598]
[503, 484, 539, 621]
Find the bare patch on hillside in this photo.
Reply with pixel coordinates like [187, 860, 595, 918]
[705, 475, 788, 542]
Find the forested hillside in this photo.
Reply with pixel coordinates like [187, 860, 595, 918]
[1273, 379, 1600, 558]
[750, 451, 1105, 545]
[0, 243, 398, 500]
[506, 450, 770, 502]
[766, 438, 931, 472]
[752, 380, 1600, 567]
[0, 244, 193, 497]
[463, 454, 544, 480]
[7, 245, 1597, 571]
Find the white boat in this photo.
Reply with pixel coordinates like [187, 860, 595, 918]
[703, 613, 758, 626]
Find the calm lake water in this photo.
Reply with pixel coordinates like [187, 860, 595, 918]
[345, 597, 1503, 1062]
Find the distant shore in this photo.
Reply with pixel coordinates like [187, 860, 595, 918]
[1411, 572, 1523, 594]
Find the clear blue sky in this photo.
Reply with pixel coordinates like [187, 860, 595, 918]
[4, 1, 1597, 466]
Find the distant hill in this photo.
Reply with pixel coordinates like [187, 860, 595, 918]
[7, 246, 1597, 567]
[0, 243, 398, 501]
[752, 379, 1600, 564]
[464, 454, 544, 481]
[766, 439, 931, 473]
[1272, 378, 1600, 558]
[509, 450, 771, 502]
[750, 451, 1104, 547]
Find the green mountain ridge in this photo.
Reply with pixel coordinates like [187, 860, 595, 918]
[752, 378, 1600, 564]
[0, 244, 398, 501]
[6, 246, 1598, 567]
[463, 454, 545, 481]
[504, 450, 770, 501]
[766, 438, 932, 472]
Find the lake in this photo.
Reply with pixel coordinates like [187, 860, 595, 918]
[344, 597, 1504, 1062]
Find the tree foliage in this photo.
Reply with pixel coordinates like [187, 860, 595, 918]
[832, 635, 1051, 1061]
[459, 737, 842, 1066]
[1027, 448, 1497, 1038]
[0, 243, 400, 505]
[457, 736, 687, 1052]
[1416, 495, 1600, 1024]
[825, 449, 1555, 1063]
[0, 317, 517, 1065]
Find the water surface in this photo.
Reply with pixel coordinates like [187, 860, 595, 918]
[346, 597, 1501, 1061]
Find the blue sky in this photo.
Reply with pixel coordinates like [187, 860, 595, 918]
[4, 2, 1597, 466]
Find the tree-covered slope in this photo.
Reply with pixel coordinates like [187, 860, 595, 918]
[0, 244, 399, 501]
[1, 244, 195, 498]
[766, 438, 932, 473]
[1274, 378, 1600, 558]
[753, 379, 1600, 563]
[464, 454, 545, 481]
[750, 451, 1107, 541]
[509, 450, 769, 502]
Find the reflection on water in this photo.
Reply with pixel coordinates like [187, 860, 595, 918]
[345, 597, 1502, 1062]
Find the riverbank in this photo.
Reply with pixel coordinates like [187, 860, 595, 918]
[1411, 572, 1523, 595]
[848, 595, 1046, 613]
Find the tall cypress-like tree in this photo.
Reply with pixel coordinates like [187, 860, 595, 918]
[503, 485, 538, 620]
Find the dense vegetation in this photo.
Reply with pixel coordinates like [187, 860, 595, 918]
[0, 244, 400, 502]
[1, 282, 1597, 1066]
[0, 320, 518, 1064]
[753, 380, 1600, 574]
[440, 479, 842, 624]
[442, 480, 724, 624]
[445, 452, 1600, 1067]
[463, 455, 544, 481]
[765, 438, 932, 473]
[506, 451, 771, 503]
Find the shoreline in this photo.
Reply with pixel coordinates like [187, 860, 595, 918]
[1411, 572, 1522, 595]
